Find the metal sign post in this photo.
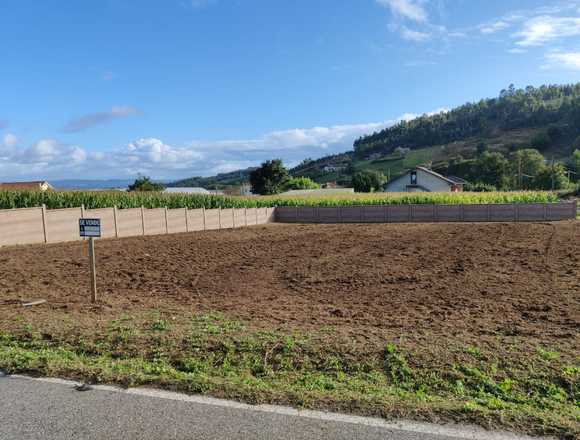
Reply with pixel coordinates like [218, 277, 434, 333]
[79, 219, 101, 303]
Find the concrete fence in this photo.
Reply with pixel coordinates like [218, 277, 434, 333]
[0, 201, 576, 247]
[275, 201, 577, 224]
[0, 206, 275, 247]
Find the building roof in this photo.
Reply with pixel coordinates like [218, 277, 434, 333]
[280, 188, 355, 196]
[447, 175, 468, 185]
[384, 167, 464, 189]
[164, 187, 210, 194]
[0, 181, 53, 191]
[414, 167, 458, 186]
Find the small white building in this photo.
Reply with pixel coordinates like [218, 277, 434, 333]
[383, 167, 464, 192]
[164, 187, 210, 194]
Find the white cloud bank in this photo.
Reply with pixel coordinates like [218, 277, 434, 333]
[543, 51, 580, 70]
[0, 110, 447, 181]
[514, 16, 580, 46]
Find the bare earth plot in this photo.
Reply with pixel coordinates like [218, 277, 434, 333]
[0, 222, 578, 438]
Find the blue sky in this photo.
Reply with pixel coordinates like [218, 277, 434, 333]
[1, 0, 580, 181]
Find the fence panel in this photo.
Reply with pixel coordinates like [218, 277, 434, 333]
[45, 208, 83, 243]
[489, 204, 516, 222]
[116, 208, 143, 237]
[547, 202, 577, 220]
[296, 207, 317, 223]
[85, 208, 116, 238]
[246, 208, 258, 225]
[233, 209, 246, 228]
[0, 207, 45, 246]
[204, 209, 221, 230]
[143, 208, 166, 235]
[435, 205, 462, 222]
[167, 208, 187, 234]
[386, 206, 411, 222]
[187, 209, 205, 231]
[411, 205, 435, 223]
[362, 206, 386, 223]
[517, 204, 546, 222]
[219, 208, 234, 229]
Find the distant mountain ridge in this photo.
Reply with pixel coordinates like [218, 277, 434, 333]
[51, 179, 136, 190]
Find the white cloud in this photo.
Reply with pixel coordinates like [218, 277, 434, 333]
[3, 133, 18, 148]
[63, 106, 138, 132]
[514, 16, 580, 46]
[479, 20, 510, 34]
[543, 51, 580, 70]
[400, 26, 430, 42]
[0, 110, 449, 180]
[377, 0, 428, 23]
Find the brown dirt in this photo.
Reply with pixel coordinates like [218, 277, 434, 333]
[0, 222, 579, 353]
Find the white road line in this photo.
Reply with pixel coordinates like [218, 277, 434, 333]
[6, 374, 546, 440]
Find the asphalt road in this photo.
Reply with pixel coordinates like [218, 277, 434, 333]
[0, 374, 541, 440]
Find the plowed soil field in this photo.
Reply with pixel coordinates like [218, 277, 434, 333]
[0, 221, 578, 349]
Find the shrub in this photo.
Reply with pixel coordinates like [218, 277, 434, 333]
[352, 170, 384, 193]
[283, 177, 320, 191]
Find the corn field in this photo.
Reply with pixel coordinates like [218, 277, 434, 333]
[0, 190, 560, 210]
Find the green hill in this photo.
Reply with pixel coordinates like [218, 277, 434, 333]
[170, 83, 580, 188]
[292, 84, 580, 185]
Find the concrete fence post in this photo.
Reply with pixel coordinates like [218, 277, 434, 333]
[244, 208, 248, 226]
[543, 204, 548, 221]
[113, 206, 119, 238]
[80, 204, 86, 241]
[218, 207, 222, 229]
[165, 207, 169, 233]
[232, 207, 235, 228]
[141, 206, 146, 235]
[255, 207, 259, 225]
[460, 204, 465, 222]
[41, 204, 48, 243]
[202, 207, 207, 230]
[184, 207, 189, 232]
[487, 204, 492, 222]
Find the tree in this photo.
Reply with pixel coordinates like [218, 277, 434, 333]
[476, 142, 488, 156]
[352, 170, 384, 193]
[283, 177, 320, 191]
[572, 149, 580, 172]
[249, 159, 289, 195]
[128, 176, 165, 192]
[474, 152, 510, 189]
[511, 149, 546, 189]
[531, 131, 551, 151]
[533, 163, 570, 190]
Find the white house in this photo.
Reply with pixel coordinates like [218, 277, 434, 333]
[383, 167, 464, 192]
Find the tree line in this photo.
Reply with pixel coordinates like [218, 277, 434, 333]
[354, 83, 580, 157]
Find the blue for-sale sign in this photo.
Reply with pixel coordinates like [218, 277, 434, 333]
[79, 218, 101, 238]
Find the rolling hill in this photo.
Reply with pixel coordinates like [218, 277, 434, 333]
[171, 83, 580, 188]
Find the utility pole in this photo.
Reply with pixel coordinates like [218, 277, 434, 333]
[551, 156, 555, 191]
[517, 155, 522, 189]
